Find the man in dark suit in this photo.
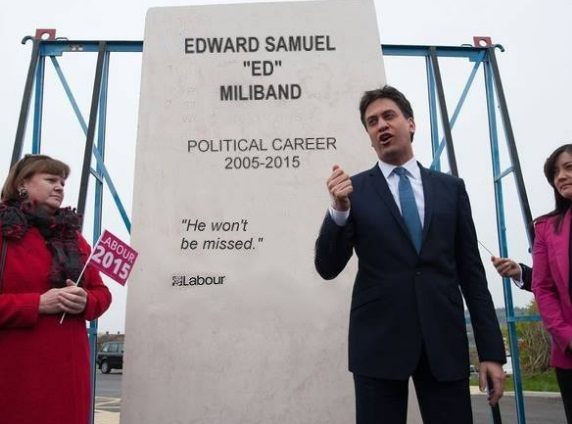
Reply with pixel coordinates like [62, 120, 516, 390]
[315, 86, 506, 423]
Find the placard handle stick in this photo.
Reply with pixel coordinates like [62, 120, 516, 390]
[477, 240, 496, 257]
[59, 233, 104, 324]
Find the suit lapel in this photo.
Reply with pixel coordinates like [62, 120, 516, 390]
[554, 209, 571, 287]
[419, 165, 434, 246]
[368, 165, 411, 241]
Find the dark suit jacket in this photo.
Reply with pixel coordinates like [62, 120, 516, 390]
[315, 163, 506, 381]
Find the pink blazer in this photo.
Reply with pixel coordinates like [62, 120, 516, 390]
[533, 209, 572, 368]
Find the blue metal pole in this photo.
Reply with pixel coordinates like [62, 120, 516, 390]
[50, 57, 89, 132]
[50, 56, 131, 231]
[425, 57, 440, 171]
[428, 48, 458, 176]
[88, 48, 111, 424]
[429, 54, 483, 170]
[448, 57, 482, 130]
[32, 56, 46, 153]
[484, 55, 526, 424]
[94, 52, 110, 236]
[12, 39, 41, 166]
[487, 48, 534, 246]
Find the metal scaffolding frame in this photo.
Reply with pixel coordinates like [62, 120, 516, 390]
[11, 30, 534, 424]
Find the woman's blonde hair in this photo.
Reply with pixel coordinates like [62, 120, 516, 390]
[1, 154, 70, 202]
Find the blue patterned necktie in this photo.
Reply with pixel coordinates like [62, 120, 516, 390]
[393, 167, 422, 253]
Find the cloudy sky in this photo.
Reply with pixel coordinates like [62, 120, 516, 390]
[1, 0, 570, 332]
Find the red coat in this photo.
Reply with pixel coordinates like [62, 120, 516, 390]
[0, 228, 112, 424]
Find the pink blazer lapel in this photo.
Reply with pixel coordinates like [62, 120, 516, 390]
[552, 209, 571, 286]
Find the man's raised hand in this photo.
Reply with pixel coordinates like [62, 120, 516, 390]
[327, 165, 353, 211]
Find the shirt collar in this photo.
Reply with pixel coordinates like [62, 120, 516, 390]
[377, 157, 421, 180]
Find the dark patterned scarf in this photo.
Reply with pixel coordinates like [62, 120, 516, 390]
[0, 200, 83, 287]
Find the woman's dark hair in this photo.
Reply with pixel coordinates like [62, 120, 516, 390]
[1, 154, 70, 202]
[538, 144, 572, 231]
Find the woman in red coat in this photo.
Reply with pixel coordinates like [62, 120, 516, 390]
[533, 144, 572, 423]
[0, 154, 112, 424]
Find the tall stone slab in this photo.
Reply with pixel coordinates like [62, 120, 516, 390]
[123, 1, 390, 422]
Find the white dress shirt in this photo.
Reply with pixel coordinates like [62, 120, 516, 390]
[513, 265, 525, 288]
[329, 157, 425, 227]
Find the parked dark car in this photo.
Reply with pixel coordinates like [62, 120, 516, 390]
[97, 341, 124, 374]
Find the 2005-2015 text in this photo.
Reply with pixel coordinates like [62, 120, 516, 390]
[224, 155, 300, 170]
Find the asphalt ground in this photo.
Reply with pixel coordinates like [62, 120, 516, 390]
[94, 372, 567, 423]
[471, 391, 566, 423]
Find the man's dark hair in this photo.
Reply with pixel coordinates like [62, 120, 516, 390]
[359, 85, 415, 133]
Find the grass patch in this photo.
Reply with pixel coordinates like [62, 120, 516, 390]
[470, 370, 559, 392]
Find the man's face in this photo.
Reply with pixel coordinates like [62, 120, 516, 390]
[364, 98, 415, 166]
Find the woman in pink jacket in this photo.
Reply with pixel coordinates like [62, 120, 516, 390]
[533, 143, 572, 423]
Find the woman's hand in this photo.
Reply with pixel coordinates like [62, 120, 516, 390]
[39, 280, 87, 315]
[58, 279, 87, 314]
[491, 256, 522, 280]
[39, 289, 64, 314]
